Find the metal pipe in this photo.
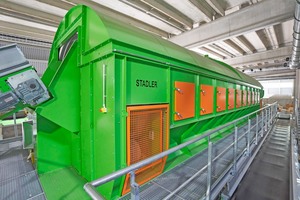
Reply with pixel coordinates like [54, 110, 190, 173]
[289, 0, 300, 68]
[83, 184, 105, 200]
[130, 171, 139, 200]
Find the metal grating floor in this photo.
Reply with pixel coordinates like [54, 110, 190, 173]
[0, 147, 46, 200]
[120, 117, 263, 200]
[232, 119, 291, 200]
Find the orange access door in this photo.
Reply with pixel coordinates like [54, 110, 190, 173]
[200, 84, 214, 115]
[236, 89, 241, 108]
[216, 87, 226, 112]
[242, 90, 247, 106]
[174, 81, 195, 120]
[228, 88, 235, 110]
[248, 91, 251, 105]
[123, 105, 169, 195]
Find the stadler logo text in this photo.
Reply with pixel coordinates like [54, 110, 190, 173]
[136, 79, 157, 88]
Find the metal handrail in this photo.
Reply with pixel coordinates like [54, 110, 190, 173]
[291, 98, 300, 200]
[295, 98, 299, 127]
[84, 102, 277, 200]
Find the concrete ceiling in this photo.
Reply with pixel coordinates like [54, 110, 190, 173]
[0, 0, 296, 80]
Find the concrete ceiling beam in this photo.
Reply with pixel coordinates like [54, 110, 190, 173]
[225, 46, 292, 67]
[255, 29, 271, 50]
[66, 0, 170, 37]
[205, 0, 224, 16]
[199, 47, 225, 59]
[188, 0, 213, 22]
[207, 43, 234, 58]
[0, 21, 54, 41]
[169, 0, 295, 48]
[36, 0, 74, 10]
[223, 39, 246, 55]
[142, 0, 193, 29]
[249, 69, 295, 78]
[266, 25, 280, 49]
[120, 0, 186, 32]
[0, 1, 61, 26]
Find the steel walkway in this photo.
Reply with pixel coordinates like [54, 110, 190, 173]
[120, 116, 266, 200]
[0, 147, 46, 200]
[232, 119, 291, 200]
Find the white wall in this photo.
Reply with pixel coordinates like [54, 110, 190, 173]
[259, 79, 294, 98]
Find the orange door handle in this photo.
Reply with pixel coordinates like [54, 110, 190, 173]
[175, 112, 183, 119]
[175, 88, 183, 94]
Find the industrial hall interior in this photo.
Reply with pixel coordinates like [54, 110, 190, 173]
[0, 0, 299, 200]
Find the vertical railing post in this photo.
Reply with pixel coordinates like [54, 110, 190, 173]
[265, 107, 268, 132]
[295, 99, 298, 127]
[273, 105, 276, 122]
[266, 107, 268, 129]
[261, 109, 264, 137]
[273, 103, 277, 122]
[206, 142, 213, 200]
[247, 118, 251, 156]
[255, 114, 258, 145]
[275, 104, 278, 121]
[269, 106, 272, 128]
[270, 106, 272, 124]
[130, 171, 140, 200]
[233, 126, 238, 173]
[13, 113, 18, 137]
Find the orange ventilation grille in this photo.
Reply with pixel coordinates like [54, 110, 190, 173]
[122, 105, 169, 195]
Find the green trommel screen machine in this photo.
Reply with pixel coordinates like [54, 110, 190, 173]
[0, 4, 263, 200]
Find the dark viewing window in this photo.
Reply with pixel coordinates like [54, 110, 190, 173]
[58, 32, 78, 61]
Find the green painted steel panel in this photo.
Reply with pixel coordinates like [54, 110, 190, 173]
[39, 167, 89, 200]
[22, 121, 34, 149]
[126, 58, 168, 104]
[37, 115, 72, 174]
